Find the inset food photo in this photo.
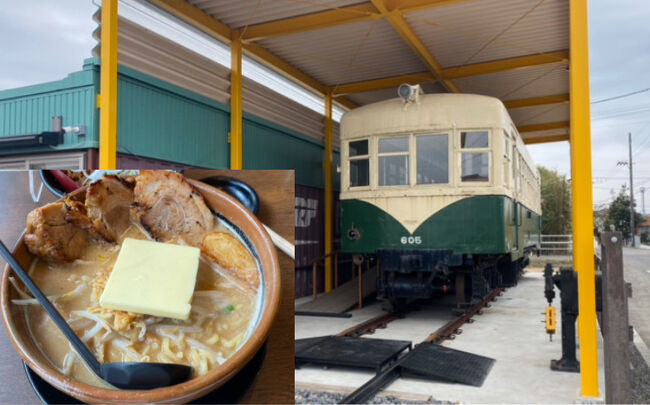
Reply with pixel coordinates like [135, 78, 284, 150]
[0, 169, 294, 403]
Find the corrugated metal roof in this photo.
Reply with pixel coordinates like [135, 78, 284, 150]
[128, 0, 573, 143]
[454, 64, 569, 101]
[346, 82, 446, 105]
[258, 19, 427, 86]
[187, 0, 364, 29]
[509, 103, 569, 127]
[521, 127, 569, 141]
[404, 0, 568, 68]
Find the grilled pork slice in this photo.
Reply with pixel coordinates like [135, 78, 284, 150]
[201, 232, 259, 292]
[24, 201, 89, 262]
[130, 170, 214, 243]
[85, 175, 134, 242]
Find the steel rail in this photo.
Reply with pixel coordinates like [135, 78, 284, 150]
[339, 287, 505, 404]
[336, 311, 405, 338]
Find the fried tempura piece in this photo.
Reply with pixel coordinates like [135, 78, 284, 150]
[85, 175, 134, 242]
[130, 171, 214, 243]
[24, 201, 89, 263]
[201, 232, 259, 292]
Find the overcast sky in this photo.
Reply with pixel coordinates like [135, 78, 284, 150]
[1, 0, 649, 213]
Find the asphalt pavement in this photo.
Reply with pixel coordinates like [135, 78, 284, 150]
[623, 247, 650, 349]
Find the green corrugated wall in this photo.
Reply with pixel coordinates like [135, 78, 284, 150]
[0, 58, 338, 188]
[0, 60, 99, 155]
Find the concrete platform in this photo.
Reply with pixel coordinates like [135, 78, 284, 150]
[295, 272, 607, 403]
[295, 268, 377, 314]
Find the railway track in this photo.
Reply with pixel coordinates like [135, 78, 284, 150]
[338, 288, 505, 404]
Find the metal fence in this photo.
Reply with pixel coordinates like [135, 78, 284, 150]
[538, 234, 573, 256]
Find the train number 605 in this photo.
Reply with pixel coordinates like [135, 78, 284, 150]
[400, 236, 422, 244]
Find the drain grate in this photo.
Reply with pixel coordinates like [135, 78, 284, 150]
[295, 336, 411, 372]
[399, 343, 495, 387]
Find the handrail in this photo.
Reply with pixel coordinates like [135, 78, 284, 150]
[311, 251, 339, 299]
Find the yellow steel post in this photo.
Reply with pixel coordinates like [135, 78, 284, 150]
[99, 0, 118, 170]
[569, 0, 599, 397]
[230, 35, 243, 170]
[324, 93, 334, 292]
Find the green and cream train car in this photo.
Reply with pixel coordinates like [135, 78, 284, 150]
[340, 90, 541, 310]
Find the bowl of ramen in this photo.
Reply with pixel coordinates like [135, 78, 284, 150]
[0, 170, 280, 403]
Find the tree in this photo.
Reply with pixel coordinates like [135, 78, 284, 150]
[603, 185, 644, 241]
[538, 166, 572, 235]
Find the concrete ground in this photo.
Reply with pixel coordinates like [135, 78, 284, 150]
[295, 272, 606, 403]
[622, 247, 650, 349]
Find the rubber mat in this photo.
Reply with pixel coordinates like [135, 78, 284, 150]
[399, 343, 495, 387]
[295, 336, 330, 355]
[295, 336, 411, 372]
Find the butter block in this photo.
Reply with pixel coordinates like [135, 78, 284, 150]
[100, 238, 200, 320]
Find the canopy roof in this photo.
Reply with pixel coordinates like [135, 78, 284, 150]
[149, 0, 570, 144]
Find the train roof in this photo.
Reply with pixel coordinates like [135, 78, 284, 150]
[340, 93, 512, 140]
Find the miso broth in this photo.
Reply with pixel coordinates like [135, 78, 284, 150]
[16, 219, 261, 388]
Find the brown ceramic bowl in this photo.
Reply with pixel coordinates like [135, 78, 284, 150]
[0, 178, 281, 403]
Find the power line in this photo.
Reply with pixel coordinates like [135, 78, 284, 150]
[591, 87, 650, 105]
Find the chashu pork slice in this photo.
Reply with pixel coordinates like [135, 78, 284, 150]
[85, 175, 134, 242]
[201, 232, 259, 293]
[130, 170, 214, 243]
[24, 201, 90, 263]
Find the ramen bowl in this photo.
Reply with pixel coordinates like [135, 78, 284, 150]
[0, 179, 281, 403]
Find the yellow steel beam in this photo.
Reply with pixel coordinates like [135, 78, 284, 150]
[517, 121, 569, 133]
[504, 93, 569, 109]
[324, 93, 334, 292]
[241, 3, 380, 41]
[145, 0, 356, 111]
[371, 0, 458, 93]
[333, 72, 434, 95]
[570, 0, 598, 397]
[230, 36, 243, 170]
[523, 134, 569, 145]
[386, 0, 474, 13]
[332, 51, 569, 95]
[99, 0, 118, 170]
[240, 0, 474, 41]
[148, 0, 230, 42]
[443, 51, 569, 79]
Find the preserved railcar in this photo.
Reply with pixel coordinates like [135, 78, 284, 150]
[339, 90, 541, 311]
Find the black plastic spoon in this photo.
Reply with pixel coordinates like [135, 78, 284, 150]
[0, 241, 192, 390]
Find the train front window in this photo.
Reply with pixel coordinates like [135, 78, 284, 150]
[461, 131, 489, 148]
[416, 134, 448, 184]
[378, 137, 409, 186]
[461, 153, 489, 182]
[349, 140, 369, 187]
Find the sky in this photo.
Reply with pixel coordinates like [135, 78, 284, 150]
[0, 0, 649, 213]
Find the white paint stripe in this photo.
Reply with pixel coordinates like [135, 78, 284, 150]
[633, 327, 650, 367]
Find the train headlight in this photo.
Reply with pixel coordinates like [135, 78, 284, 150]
[347, 228, 360, 240]
[398, 83, 423, 103]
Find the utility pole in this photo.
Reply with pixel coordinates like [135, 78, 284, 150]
[629, 132, 636, 247]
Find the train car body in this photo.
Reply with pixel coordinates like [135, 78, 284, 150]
[339, 92, 541, 310]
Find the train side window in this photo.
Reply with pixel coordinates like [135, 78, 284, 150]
[378, 137, 409, 186]
[349, 140, 369, 187]
[461, 131, 489, 148]
[416, 134, 448, 184]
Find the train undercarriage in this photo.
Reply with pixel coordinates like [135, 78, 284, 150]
[374, 249, 532, 313]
